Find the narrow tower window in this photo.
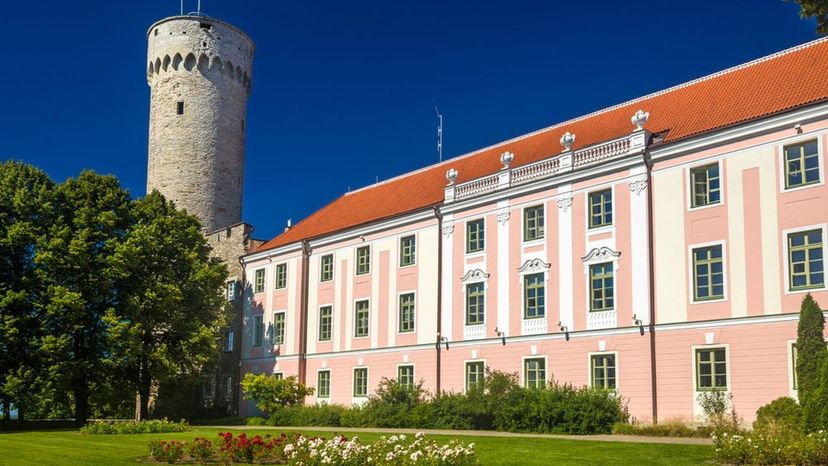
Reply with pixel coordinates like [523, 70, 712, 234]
[177, 101, 185, 115]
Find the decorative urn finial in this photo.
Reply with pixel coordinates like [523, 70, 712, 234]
[631, 110, 650, 130]
[560, 132, 576, 151]
[500, 151, 514, 169]
[446, 168, 458, 185]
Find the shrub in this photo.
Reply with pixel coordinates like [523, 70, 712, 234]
[754, 397, 803, 431]
[186, 437, 214, 464]
[267, 404, 346, 427]
[714, 425, 828, 465]
[147, 440, 185, 464]
[697, 391, 741, 432]
[611, 420, 712, 438]
[241, 374, 314, 416]
[797, 294, 827, 431]
[81, 418, 189, 434]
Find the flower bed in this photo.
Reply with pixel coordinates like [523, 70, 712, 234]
[714, 428, 828, 465]
[148, 431, 479, 465]
[81, 418, 190, 435]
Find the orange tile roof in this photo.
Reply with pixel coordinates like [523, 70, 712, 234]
[256, 38, 828, 253]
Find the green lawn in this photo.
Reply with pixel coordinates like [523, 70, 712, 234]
[0, 427, 716, 465]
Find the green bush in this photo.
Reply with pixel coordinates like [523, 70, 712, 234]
[797, 294, 827, 431]
[241, 374, 314, 416]
[269, 404, 346, 427]
[754, 397, 803, 431]
[714, 424, 828, 465]
[81, 418, 189, 434]
[611, 421, 712, 438]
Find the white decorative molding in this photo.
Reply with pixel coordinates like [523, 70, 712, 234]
[517, 258, 551, 274]
[556, 195, 573, 212]
[588, 310, 617, 330]
[628, 177, 648, 196]
[464, 325, 486, 341]
[598, 340, 607, 351]
[582, 246, 621, 265]
[461, 268, 490, 283]
[442, 224, 455, 238]
[631, 109, 650, 130]
[496, 208, 510, 225]
[522, 318, 547, 336]
[705, 332, 715, 344]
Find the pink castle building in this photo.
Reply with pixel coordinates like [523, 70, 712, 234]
[237, 38, 828, 423]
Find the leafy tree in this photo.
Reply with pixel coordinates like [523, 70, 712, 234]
[241, 374, 314, 415]
[788, 0, 828, 33]
[36, 171, 132, 426]
[796, 294, 826, 431]
[0, 161, 55, 423]
[107, 191, 228, 420]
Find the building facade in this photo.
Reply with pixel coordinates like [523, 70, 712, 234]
[240, 39, 828, 423]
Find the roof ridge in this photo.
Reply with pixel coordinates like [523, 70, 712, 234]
[345, 36, 828, 196]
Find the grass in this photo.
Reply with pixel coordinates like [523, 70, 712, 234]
[0, 427, 716, 465]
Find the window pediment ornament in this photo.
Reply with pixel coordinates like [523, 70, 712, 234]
[628, 176, 648, 196]
[496, 208, 510, 225]
[556, 195, 573, 212]
[517, 258, 551, 274]
[442, 223, 455, 238]
[461, 268, 490, 283]
[581, 246, 621, 265]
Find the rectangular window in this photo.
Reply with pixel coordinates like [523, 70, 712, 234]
[591, 354, 617, 389]
[524, 358, 546, 389]
[319, 306, 332, 342]
[466, 219, 485, 253]
[224, 330, 234, 352]
[400, 235, 416, 266]
[792, 343, 799, 390]
[354, 300, 370, 337]
[356, 246, 371, 275]
[465, 282, 485, 325]
[696, 347, 728, 390]
[398, 365, 415, 390]
[524, 205, 545, 241]
[589, 262, 615, 312]
[274, 372, 284, 380]
[254, 269, 265, 294]
[317, 370, 330, 398]
[226, 280, 236, 301]
[273, 312, 285, 345]
[176, 101, 184, 115]
[223, 376, 233, 402]
[524, 273, 546, 319]
[320, 254, 334, 282]
[693, 245, 725, 301]
[275, 263, 287, 289]
[788, 230, 824, 290]
[785, 140, 820, 189]
[353, 368, 368, 397]
[465, 361, 485, 391]
[253, 315, 263, 347]
[399, 293, 416, 333]
[588, 189, 613, 229]
[691, 163, 721, 207]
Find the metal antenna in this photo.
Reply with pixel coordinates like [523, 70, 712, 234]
[197, 0, 202, 15]
[180, 0, 184, 15]
[434, 104, 443, 162]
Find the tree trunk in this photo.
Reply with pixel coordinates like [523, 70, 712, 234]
[138, 360, 151, 421]
[2, 398, 8, 430]
[74, 388, 89, 427]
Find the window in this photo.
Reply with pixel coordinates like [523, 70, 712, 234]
[524, 358, 546, 389]
[792, 343, 799, 390]
[274, 372, 284, 380]
[588, 189, 613, 229]
[400, 235, 416, 266]
[466, 219, 485, 253]
[399, 293, 416, 333]
[788, 230, 824, 290]
[693, 245, 725, 301]
[691, 163, 721, 207]
[273, 312, 285, 345]
[176, 101, 185, 115]
[226, 280, 236, 301]
[465, 282, 485, 325]
[253, 315, 263, 347]
[524, 273, 545, 319]
[354, 300, 369, 337]
[589, 263, 615, 312]
[356, 246, 371, 275]
[465, 361, 485, 391]
[784, 140, 820, 189]
[398, 365, 415, 390]
[254, 269, 265, 294]
[320, 254, 334, 282]
[353, 368, 368, 397]
[317, 370, 330, 398]
[319, 306, 332, 342]
[223, 376, 233, 403]
[696, 347, 727, 390]
[224, 330, 234, 352]
[591, 354, 617, 389]
[275, 263, 287, 289]
[524, 205, 545, 241]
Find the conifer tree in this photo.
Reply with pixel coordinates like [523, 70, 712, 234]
[796, 294, 827, 431]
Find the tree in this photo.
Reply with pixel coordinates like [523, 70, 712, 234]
[796, 294, 826, 431]
[788, 0, 828, 33]
[107, 191, 228, 420]
[241, 374, 314, 415]
[0, 161, 55, 424]
[36, 171, 132, 426]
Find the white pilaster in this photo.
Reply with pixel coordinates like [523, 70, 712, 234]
[629, 167, 651, 325]
[441, 214, 455, 341]
[557, 185, 574, 329]
[496, 201, 510, 335]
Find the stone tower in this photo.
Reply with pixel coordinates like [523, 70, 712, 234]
[146, 15, 254, 232]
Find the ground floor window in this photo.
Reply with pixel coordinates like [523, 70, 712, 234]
[317, 370, 330, 398]
[465, 361, 485, 392]
[353, 368, 368, 397]
[590, 354, 616, 389]
[524, 358, 546, 389]
[398, 365, 415, 390]
[696, 347, 727, 390]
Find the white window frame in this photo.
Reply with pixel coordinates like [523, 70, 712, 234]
[691, 344, 730, 397]
[396, 363, 416, 389]
[316, 369, 332, 400]
[686, 159, 726, 212]
[787, 339, 798, 399]
[778, 134, 825, 193]
[585, 184, 616, 234]
[396, 290, 417, 334]
[352, 366, 370, 401]
[399, 233, 418, 268]
[463, 359, 486, 394]
[464, 217, 487, 256]
[522, 203, 547, 245]
[687, 240, 729, 304]
[782, 223, 827, 295]
[587, 351, 620, 391]
[520, 355, 548, 388]
[317, 303, 334, 342]
[353, 298, 371, 339]
[355, 244, 372, 275]
[224, 330, 234, 352]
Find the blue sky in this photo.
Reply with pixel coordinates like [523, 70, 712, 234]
[0, 1, 818, 239]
